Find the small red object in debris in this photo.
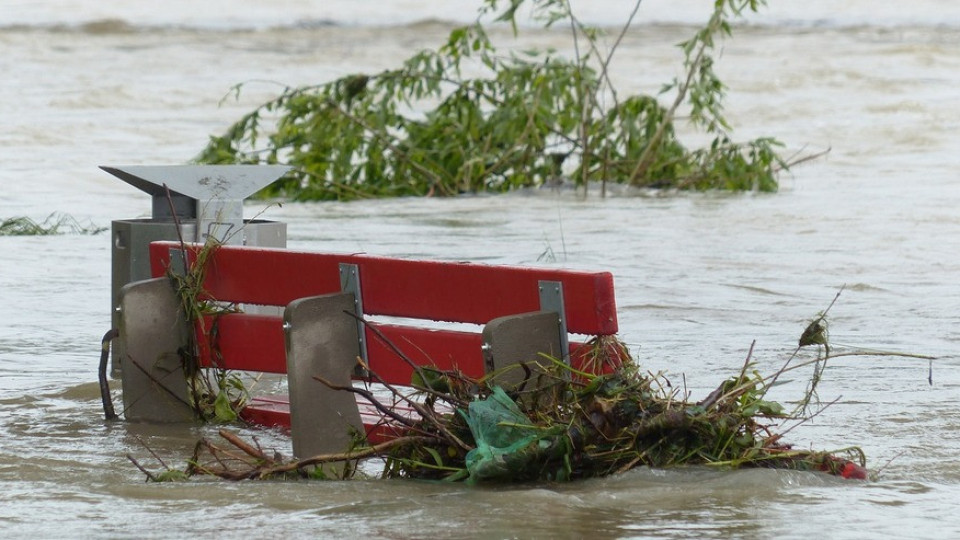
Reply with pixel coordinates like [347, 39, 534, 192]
[840, 461, 868, 480]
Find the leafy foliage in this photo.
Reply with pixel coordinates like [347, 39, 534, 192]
[196, 0, 790, 200]
[167, 238, 250, 423]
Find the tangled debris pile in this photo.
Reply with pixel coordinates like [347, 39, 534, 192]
[133, 308, 877, 484]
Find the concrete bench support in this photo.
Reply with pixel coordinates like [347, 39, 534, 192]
[117, 277, 193, 422]
[482, 311, 563, 399]
[284, 293, 364, 469]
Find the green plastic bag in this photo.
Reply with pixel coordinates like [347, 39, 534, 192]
[461, 387, 543, 483]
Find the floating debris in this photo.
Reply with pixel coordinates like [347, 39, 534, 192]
[134, 328, 874, 484]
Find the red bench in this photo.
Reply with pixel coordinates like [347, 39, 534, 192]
[117, 240, 621, 462]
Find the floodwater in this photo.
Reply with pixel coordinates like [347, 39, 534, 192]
[2, 1, 960, 538]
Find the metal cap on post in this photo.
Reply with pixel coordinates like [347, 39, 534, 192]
[101, 165, 290, 244]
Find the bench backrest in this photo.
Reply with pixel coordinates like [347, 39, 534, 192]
[149, 240, 619, 383]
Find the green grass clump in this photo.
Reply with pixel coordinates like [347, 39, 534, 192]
[0, 214, 105, 236]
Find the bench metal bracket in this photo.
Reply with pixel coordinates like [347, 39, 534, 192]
[538, 280, 569, 363]
[339, 263, 369, 376]
[167, 246, 187, 277]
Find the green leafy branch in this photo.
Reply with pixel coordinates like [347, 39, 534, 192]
[196, 0, 809, 200]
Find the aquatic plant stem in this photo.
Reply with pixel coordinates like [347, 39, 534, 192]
[628, 14, 710, 185]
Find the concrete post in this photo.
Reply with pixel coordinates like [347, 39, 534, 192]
[284, 293, 365, 475]
[117, 277, 194, 422]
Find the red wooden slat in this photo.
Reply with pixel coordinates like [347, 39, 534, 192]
[239, 397, 408, 444]
[195, 314, 287, 373]
[239, 337, 624, 441]
[365, 324, 486, 382]
[150, 242, 618, 335]
[191, 316, 627, 379]
[191, 314, 622, 383]
[239, 396, 290, 430]
[192, 314, 486, 379]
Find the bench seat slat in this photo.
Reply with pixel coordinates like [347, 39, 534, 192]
[151, 242, 618, 335]
[365, 324, 486, 380]
[239, 396, 408, 445]
[196, 314, 287, 373]
[196, 313, 615, 382]
[195, 313, 486, 378]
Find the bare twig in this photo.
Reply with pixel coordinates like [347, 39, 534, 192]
[312, 373, 419, 428]
[776, 396, 841, 439]
[134, 435, 171, 471]
[775, 145, 832, 172]
[628, 18, 713, 184]
[342, 311, 470, 408]
[120, 356, 194, 417]
[262, 436, 438, 477]
[126, 454, 158, 482]
[318, 315, 473, 451]
[698, 340, 755, 410]
[361, 364, 473, 452]
[218, 429, 268, 461]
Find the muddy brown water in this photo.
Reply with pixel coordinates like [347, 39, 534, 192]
[2, 5, 960, 538]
